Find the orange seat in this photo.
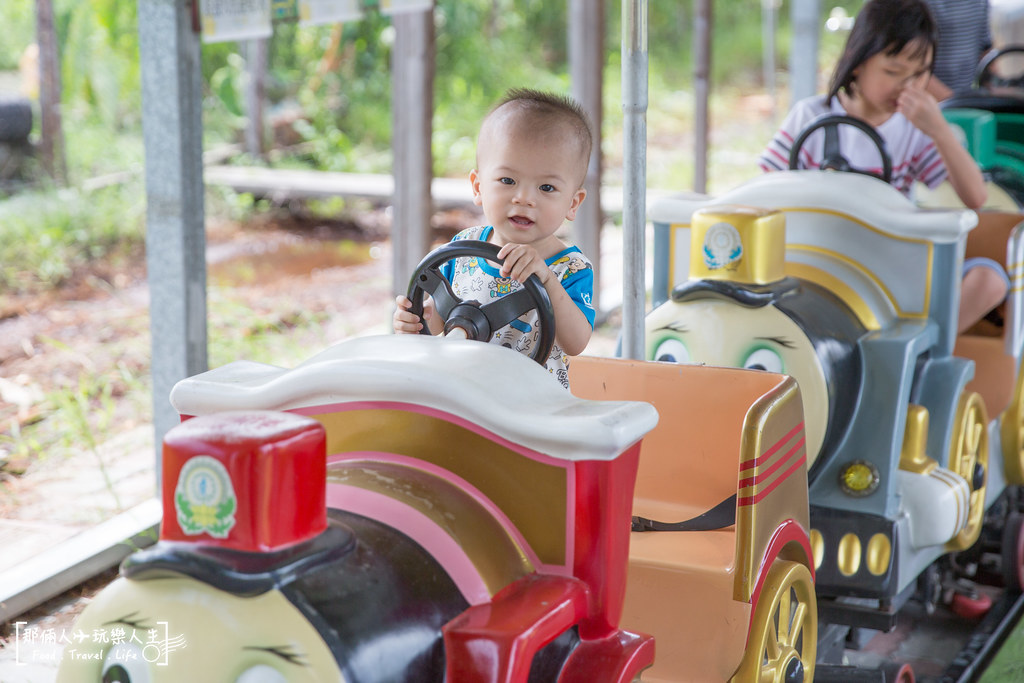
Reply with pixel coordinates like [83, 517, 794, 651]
[957, 211, 1022, 418]
[570, 357, 807, 681]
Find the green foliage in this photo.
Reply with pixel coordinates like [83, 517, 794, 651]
[0, 2, 34, 70]
[0, 182, 145, 294]
[58, 0, 141, 129]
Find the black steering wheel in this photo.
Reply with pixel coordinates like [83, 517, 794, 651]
[977, 47, 1024, 90]
[788, 114, 893, 184]
[405, 240, 556, 364]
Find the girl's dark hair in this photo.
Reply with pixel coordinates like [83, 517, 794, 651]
[827, 0, 937, 102]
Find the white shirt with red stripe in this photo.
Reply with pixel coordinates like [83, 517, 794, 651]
[758, 95, 948, 197]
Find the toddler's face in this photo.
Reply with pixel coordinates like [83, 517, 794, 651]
[470, 121, 586, 250]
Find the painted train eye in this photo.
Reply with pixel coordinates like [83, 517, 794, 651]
[101, 643, 150, 683]
[653, 338, 691, 364]
[237, 664, 289, 683]
[743, 347, 784, 373]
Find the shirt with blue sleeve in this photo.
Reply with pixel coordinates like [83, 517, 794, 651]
[439, 225, 595, 388]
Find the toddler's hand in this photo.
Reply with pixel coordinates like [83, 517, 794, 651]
[393, 294, 434, 334]
[497, 243, 552, 286]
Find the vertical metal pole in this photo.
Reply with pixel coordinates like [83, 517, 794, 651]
[621, 0, 647, 360]
[245, 38, 268, 159]
[391, 6, 435, 297]
[790, 0, 821, 105]
[569, 0, 604, 315]
[138, 0, 208, 471]
[693, 0, 710, 194]
[762, 0, 777, 120]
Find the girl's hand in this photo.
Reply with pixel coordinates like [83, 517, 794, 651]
[393, 294, 434, 334]
[897, 78, 945, 138]
[497, 243, 552, 285]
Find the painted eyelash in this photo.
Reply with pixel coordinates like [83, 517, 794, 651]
[244, 645, 308, 666]
[756, 336, 796, 349]
[106, 612, 152, 630]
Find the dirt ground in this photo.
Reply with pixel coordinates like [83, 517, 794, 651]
[0, 201, 504, 519]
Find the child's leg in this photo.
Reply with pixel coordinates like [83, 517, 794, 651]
[959, 258, 1010, 333]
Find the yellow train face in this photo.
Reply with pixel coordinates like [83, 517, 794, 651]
[56, 576, 343, 683]
[646, 297, 830, 470]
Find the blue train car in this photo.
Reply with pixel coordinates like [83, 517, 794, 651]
[648, 166, 1024, 632]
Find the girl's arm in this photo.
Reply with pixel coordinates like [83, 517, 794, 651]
[899, 81, 987, 209]
[930, 123, 988, 209]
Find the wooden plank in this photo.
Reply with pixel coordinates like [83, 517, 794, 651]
[202, 165, 671, 217]
[203, 165, 474, 206]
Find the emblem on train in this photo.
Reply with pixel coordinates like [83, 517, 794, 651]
[703, 222, 744, 270]
[174, 455, 237, 538]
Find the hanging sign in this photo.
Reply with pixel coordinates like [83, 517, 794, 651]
[199, 0, 273, 43]
[299, 0, 362, 27]
[272, 0, 299, 20]
[379, 0, 433, 14]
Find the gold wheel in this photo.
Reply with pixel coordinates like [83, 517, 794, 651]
[730, 561, 816, 683]
[947, 392, 989, 552]
[1000, 366, 1024, 485]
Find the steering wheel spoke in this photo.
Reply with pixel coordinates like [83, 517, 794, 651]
[414, 268, 461, 319]
[788, 114, 893, 184]
[479, 288, 539, 331]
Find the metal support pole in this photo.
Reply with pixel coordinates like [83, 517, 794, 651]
[245, 38, 268, 159]
[391, 5, 435, 297]
[693, 0, 711, 194]
[762, 0, 778, 120]
[138, 0, 208, 468]
[790, 0, 821, 106]
[621, 0, 648, 360]
[569, 0, 604, 314]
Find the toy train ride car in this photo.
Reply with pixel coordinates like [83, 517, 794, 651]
[646, 157, 1024, 636]
[55, 327, 817, 682]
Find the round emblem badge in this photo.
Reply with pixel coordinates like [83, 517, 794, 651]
[703, 222, 743, 270]
[174, 455, 237, 538]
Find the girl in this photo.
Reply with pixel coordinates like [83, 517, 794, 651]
[759, 0, 1005, 333]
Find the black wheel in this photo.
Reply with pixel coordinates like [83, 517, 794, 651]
[405, 240, 556, 364]
[977, 46, 1024, 90]
[1002, 512, 1024, 593]
[0, 98, 32, 144]
[788, 114, 893, 184]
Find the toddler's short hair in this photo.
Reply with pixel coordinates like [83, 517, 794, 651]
[483, 88, 594, 185]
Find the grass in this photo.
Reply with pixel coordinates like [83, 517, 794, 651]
[979, 614, 1024, 683]
[0, 181, 146, 296]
